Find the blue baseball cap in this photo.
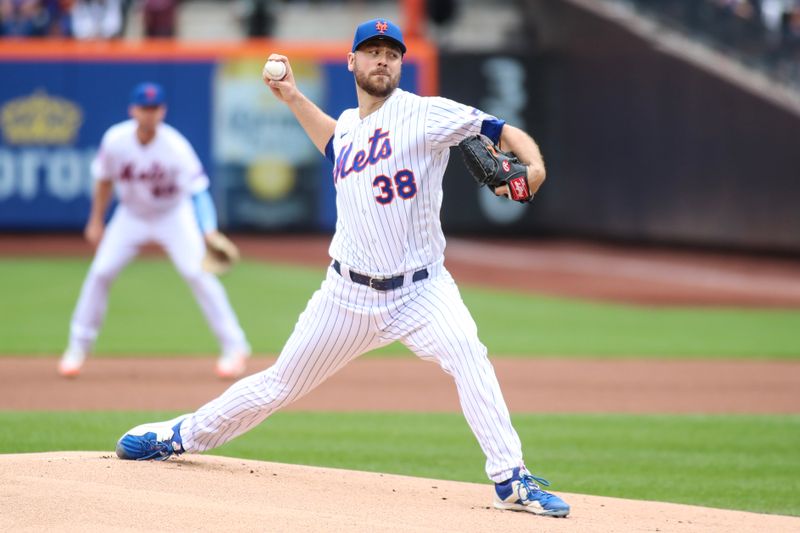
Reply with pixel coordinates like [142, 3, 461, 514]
[130, 82, 166, 107]
[352, 18, 406, 54]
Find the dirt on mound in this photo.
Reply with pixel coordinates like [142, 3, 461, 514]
[1, 452, 797, 532]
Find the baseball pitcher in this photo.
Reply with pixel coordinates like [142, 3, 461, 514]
[114, 21, 569, 518]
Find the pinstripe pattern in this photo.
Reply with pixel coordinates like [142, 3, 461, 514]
[180, 87, 526, 483]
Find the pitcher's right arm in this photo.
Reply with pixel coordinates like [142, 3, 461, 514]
[263, 54, 336, 155]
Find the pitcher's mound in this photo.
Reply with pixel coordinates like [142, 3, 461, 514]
[1, 452, 797, 532]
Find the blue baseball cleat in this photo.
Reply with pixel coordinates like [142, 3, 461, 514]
[116, 415, 188, 461]
[493, 467, 570, 517]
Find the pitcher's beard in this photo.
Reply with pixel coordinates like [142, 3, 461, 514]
[355, 70, 399, 98]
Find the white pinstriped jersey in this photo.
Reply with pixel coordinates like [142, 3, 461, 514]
[92, 120, 209, 218]
[178, 86, 527, 484]
[327, 88, 504, 276]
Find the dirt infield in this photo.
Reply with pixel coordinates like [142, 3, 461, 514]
[2, 357, 799, 413]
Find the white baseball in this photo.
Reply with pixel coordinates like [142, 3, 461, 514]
[263, 60, 286, 81]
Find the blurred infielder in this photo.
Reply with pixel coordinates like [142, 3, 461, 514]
[59, 82, 251, 379]
[115, 21, 570, 517]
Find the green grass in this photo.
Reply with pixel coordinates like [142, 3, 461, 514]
[1, 411, 798, 516]
[1, 257, 799, 357]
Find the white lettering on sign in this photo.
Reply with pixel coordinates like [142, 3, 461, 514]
[0, 148, 95, 201]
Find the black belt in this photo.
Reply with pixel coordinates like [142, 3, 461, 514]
[332, 260, 428, 291]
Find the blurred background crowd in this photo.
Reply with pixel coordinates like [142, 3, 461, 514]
[2, 0, 799, 89]
[625, 0, 800, 89]
[0, 0, 170, 39]
[0, 0, 456, 40]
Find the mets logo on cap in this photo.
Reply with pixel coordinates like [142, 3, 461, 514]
[130, 82, 165, 106]
[144, 85, 158, 102]
[352, 18, 407, 54]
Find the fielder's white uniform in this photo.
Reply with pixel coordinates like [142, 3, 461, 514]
[66, 120, 249, 357]
[179, 89, 525, 482]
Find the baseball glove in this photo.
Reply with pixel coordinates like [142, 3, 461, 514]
[202, 231, 240, 275]
[458, 134, 533, 203]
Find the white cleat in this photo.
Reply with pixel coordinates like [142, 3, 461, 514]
[58, 347, 87, 378]
[215, 350, 250, 379]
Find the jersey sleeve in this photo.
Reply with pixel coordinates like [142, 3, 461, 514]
[425, 96, 506, 151]
[172, 129, 210, 194]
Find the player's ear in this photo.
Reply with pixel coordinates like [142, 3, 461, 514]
[347, 52, 355, 72]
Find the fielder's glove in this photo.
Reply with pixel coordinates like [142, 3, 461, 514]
[458, 134, 533, 203]
[202, 231, 240, 275]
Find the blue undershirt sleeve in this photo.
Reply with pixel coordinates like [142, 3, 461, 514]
[480, 118, 506, 145]
[191, 188, 218, 234]
[324, 135, 335, 164]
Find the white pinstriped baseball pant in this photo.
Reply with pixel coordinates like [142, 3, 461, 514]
[181, 262, 524, 482]
[67, 203, 248, 355]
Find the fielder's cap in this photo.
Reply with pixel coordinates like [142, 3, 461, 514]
[352, 18, 406, 54]
[130, 82, 166, 107]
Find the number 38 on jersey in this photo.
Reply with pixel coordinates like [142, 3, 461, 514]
[372, 170, 417, 205]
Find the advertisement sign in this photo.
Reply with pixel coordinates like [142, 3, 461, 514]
[213, 58, 323, 231]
